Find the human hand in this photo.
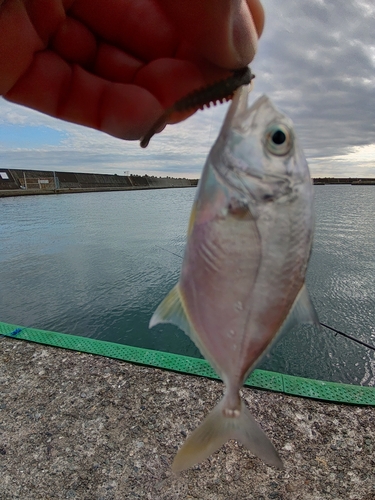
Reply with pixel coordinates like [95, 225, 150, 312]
[0, 0, 264, 141]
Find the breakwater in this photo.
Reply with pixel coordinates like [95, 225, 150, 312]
[313, 177, 375, 185]
[0, 168, 198, 197]
[1, 169, 374, 198]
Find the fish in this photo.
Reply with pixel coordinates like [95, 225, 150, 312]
[149, 85, 318, 472]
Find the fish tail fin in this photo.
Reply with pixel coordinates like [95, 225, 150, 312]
[172, 397, 283, 472]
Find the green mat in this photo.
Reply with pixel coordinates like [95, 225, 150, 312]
[1, 321, 374, 406]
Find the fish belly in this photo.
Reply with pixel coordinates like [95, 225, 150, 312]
[179, 182, 312, 385]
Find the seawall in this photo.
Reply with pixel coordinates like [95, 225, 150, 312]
[1, 169, 375, 198]
[0, 168, 198, 197]
[313, 177, 375, 185]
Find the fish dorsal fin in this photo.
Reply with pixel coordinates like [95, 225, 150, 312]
[281, 283, 319, 334]
[149, 284, 193, 336]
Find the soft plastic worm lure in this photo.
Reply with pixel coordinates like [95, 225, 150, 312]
[140, 66, 254, 148]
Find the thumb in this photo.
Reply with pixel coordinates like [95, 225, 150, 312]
[159, 0, 264, 69]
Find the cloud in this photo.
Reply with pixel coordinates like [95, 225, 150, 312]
[250, 0, 375, 175]
[0, 1, 374, 177]
[310, 144, 375, 177]
[0, 92, 229, 177]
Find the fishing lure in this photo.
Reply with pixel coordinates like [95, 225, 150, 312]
[140, 66, 254, 148]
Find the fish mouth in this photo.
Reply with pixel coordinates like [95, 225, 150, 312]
[218, 85, 250, 139]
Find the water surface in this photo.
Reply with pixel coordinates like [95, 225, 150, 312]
[1, 186, 374, 385]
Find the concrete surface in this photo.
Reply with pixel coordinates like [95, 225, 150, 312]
[1, 337, 374, 500]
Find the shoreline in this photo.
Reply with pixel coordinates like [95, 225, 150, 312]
[2, 180, 375, 198]
[0, 185, 196, 198]
[1, 168, 375, 199]
[1, 336, 374, 500]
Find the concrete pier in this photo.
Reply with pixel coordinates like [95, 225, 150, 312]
[1, 336, 374, 500]
[0, 169, 198, 197]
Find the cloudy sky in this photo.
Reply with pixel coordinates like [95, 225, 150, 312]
[0, 0, 374, 178]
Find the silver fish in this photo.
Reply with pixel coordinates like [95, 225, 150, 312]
[150, 86, 318, 472]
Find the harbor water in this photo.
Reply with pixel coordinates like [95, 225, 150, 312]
[1, 185, 374, 386]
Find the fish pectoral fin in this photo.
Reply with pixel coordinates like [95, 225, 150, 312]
[281, 283, 320, 334]
[172, 398, 283, 473]
[149, 284, 192, 335]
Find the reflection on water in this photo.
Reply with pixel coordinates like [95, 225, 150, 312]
[0, 186, 374, 385]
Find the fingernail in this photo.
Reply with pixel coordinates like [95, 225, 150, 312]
[230, 1, 258, 66]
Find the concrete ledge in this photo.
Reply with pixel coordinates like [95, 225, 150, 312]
[0, 185, 196, 198]
[1, 337, 374, 500]
[0, 169, 199, 196]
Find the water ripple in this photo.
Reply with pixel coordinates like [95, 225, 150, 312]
[1, 186, 374, 385]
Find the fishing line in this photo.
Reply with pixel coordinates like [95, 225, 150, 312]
[155, 245, 375, 352]
[320, 322, 375, 352]
[154, 245, 184, 260]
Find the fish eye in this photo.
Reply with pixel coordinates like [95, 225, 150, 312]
[265, 124, 293, 156]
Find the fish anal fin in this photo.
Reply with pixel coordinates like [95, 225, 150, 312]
[281, 283, 319, 335]
[172, 398, 283, 472]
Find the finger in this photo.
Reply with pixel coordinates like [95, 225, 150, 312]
[70, 0, 177, 62]
[51, 16, 97, 66]
[51, 16, 145, 84]
[5, 50, 209, 140]
[158, 0, 264, 70]
[94, 43, 143, 85]
[0, 0, 44, 94]
[247, 0, 265, 37]
[5, 50, 163, 140]
[134, 58, 204, 110]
